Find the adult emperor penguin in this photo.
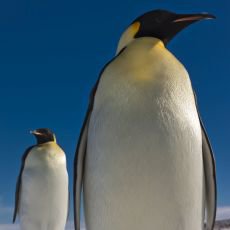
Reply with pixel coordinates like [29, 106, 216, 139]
[13, 128, 69, 230]
[74, 10, 217, 230]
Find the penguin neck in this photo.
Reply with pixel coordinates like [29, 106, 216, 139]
[36, 137, 57, 145]
[130, 37, 165, 51]
[117, 37, 166, 55]
[117, 37, 168, 70]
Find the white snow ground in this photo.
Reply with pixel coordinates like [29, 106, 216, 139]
[0, 221, 81, 230]
[0, 220, 230, 230]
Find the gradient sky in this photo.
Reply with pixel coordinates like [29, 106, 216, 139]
[0, 0, 229, 225]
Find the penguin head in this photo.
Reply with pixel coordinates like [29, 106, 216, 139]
[116, 9, 215, 53]
[30, 128, 56, 145]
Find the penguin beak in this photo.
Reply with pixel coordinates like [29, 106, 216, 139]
[162, 12, 216, 45]
[30, 130, 42, 136]
[173, 13, 216, 23]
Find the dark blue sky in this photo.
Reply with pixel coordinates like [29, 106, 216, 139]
[0, 0, 229, 223]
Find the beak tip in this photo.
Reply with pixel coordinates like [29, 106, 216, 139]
[205, 14, 216, 20]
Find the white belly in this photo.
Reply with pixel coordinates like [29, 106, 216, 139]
[19, 143, 68, 230]
[84, 38, 204, 230]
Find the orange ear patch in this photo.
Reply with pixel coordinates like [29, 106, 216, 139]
[116, 21, 141, 54]
[131, 22, 141, 36]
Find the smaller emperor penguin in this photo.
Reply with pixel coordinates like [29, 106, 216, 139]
[74, 10, 217, 230]
[13, 128, 69, 230]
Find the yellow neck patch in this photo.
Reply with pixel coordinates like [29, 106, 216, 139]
[131, 21, 141, 35]
[116, 22, 141, 54]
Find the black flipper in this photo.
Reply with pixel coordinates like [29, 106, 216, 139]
[13, 146, 35, 223]
[73, 109, 92, 230]
[194, 92, 217, 230]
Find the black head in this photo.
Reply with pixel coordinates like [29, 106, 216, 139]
[116, 9, 215, 53]
[31, 128, 56, 145]
[133, 9, 215, 45]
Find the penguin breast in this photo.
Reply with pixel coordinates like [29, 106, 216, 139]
[84, 38, 203, 230]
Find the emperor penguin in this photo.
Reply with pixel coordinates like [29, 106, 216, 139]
[13, 128, 69, 230]
[74, 10, 217, 230]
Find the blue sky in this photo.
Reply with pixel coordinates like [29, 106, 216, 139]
[0, 0, 229, 226]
